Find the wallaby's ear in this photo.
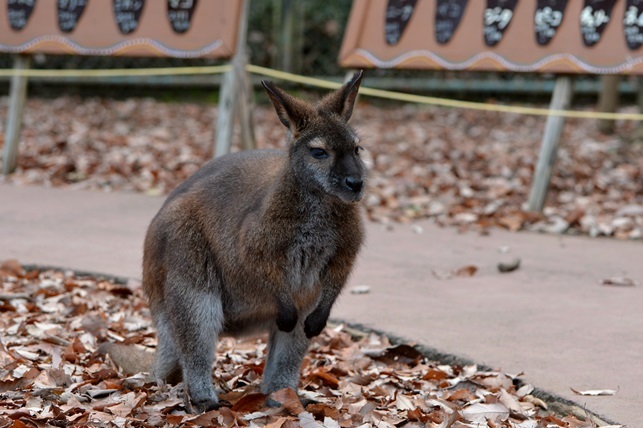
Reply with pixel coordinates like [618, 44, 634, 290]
[262, 80, 312, 135]
[318, 70, 364, 122]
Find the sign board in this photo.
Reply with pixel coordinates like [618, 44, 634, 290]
[0, 0, 242, 58]
[340, 0, 643, 74]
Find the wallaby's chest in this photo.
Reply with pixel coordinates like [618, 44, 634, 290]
[284, 222, 337, 289]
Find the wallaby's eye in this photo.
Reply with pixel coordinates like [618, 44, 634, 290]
[310, 148, 329, 159]
[354, 146, 363, 156]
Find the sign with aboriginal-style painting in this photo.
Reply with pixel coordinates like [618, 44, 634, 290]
[339, 0, 643, 74]
[435, 0, 468, 44]
[0, 0, 242, 58]
[534, 0, 568, 45]
[385, 0, 418, 45]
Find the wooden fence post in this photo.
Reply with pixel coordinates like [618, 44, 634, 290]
[2, 55, 31, 175]
[214, 0, 255, 157]
[237, 58, 257, 151]
[597, 74, 620, 135]
[527, 76, 574, 213]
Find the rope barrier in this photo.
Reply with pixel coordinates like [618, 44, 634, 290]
[248, 65, 643, 121]
[1, 62, 642, 121]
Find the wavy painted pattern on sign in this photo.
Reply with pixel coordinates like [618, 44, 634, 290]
[345, 48, 643, 74]
[0, 36, 223, 58]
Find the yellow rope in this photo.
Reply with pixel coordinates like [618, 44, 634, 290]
[248, 65, 643, 121]
[0, 62, 641, 121]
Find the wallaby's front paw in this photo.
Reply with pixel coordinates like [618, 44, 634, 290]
[304, 309, 328, 338]
[276, 302, 298, 332]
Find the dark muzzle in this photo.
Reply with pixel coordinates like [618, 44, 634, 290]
[344, 176, 364, 193]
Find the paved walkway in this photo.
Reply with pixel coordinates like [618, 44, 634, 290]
[1, 184, 641, 426]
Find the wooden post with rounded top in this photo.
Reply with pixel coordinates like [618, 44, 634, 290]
[2, 55, 31, 175]
[214, 0, 256, 157]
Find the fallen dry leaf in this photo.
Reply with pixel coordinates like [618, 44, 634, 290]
[498, 387, 524, 414]
[432, 264, 478, 280]
[0, 259, 24, 277]
[461, 402, 510, 423]
[350, 285, 371, 294]
[456, 265, 478, 277]
[570, 387, 618, 396]
[269, 388, 306, 415]
[601, 277, 638, 287]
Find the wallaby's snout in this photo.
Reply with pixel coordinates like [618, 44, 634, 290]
[344, 176, 363, 194]
[334, 141, 367, 202]
[334, 153, 366, 203]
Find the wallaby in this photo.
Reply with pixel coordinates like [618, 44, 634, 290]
[142, 71, 366, 413]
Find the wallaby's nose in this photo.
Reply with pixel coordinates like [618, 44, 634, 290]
[344, 177, 363, 193]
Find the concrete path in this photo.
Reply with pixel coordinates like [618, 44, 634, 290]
[1, 184, 641, 426]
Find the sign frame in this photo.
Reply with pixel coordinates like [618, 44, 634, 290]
[340, 0, 643, 75]
[1, 0, 241, 59]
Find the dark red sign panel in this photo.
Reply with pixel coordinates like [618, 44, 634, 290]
[534, 0, 568, 45]
[484, 0, 518, 46]
[7, 0, 36, 31]
[385, 0, 418, 45]
[435, 0, 468, 44]
[624, 0, 643, 49]
[167, 0, 198, 34]
[113, 0, 145, 35]
[57, 0, 87, 33]
[580, 0, 617, 46]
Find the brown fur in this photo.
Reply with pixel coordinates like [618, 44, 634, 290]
[142, 71, 366, 412]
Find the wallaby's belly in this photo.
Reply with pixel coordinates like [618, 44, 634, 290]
[218, 272, 323, 337]
[217, 246, 331, 333]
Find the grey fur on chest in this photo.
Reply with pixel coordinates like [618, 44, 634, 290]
[284, 208, 339, 290]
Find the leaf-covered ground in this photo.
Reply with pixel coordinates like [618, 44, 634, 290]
[0, 262, 608, 427]
[0, 96, 641, 240]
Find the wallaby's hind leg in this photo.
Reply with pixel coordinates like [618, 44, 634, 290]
[261, 323, 310, 402]
[153, 311, 182, 384]
[165, 282, 224, 413]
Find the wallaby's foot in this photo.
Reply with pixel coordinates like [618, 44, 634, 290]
[303, 307, 329, 338]
[276, 301, 298, 333]
[186, 377, 221, 413]
[189, 394, 221, 414]
[265, 396, 282, 408]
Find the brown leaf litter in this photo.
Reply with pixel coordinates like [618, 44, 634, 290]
[0, 96, 641, 240]
[0, 263, 606, 427]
